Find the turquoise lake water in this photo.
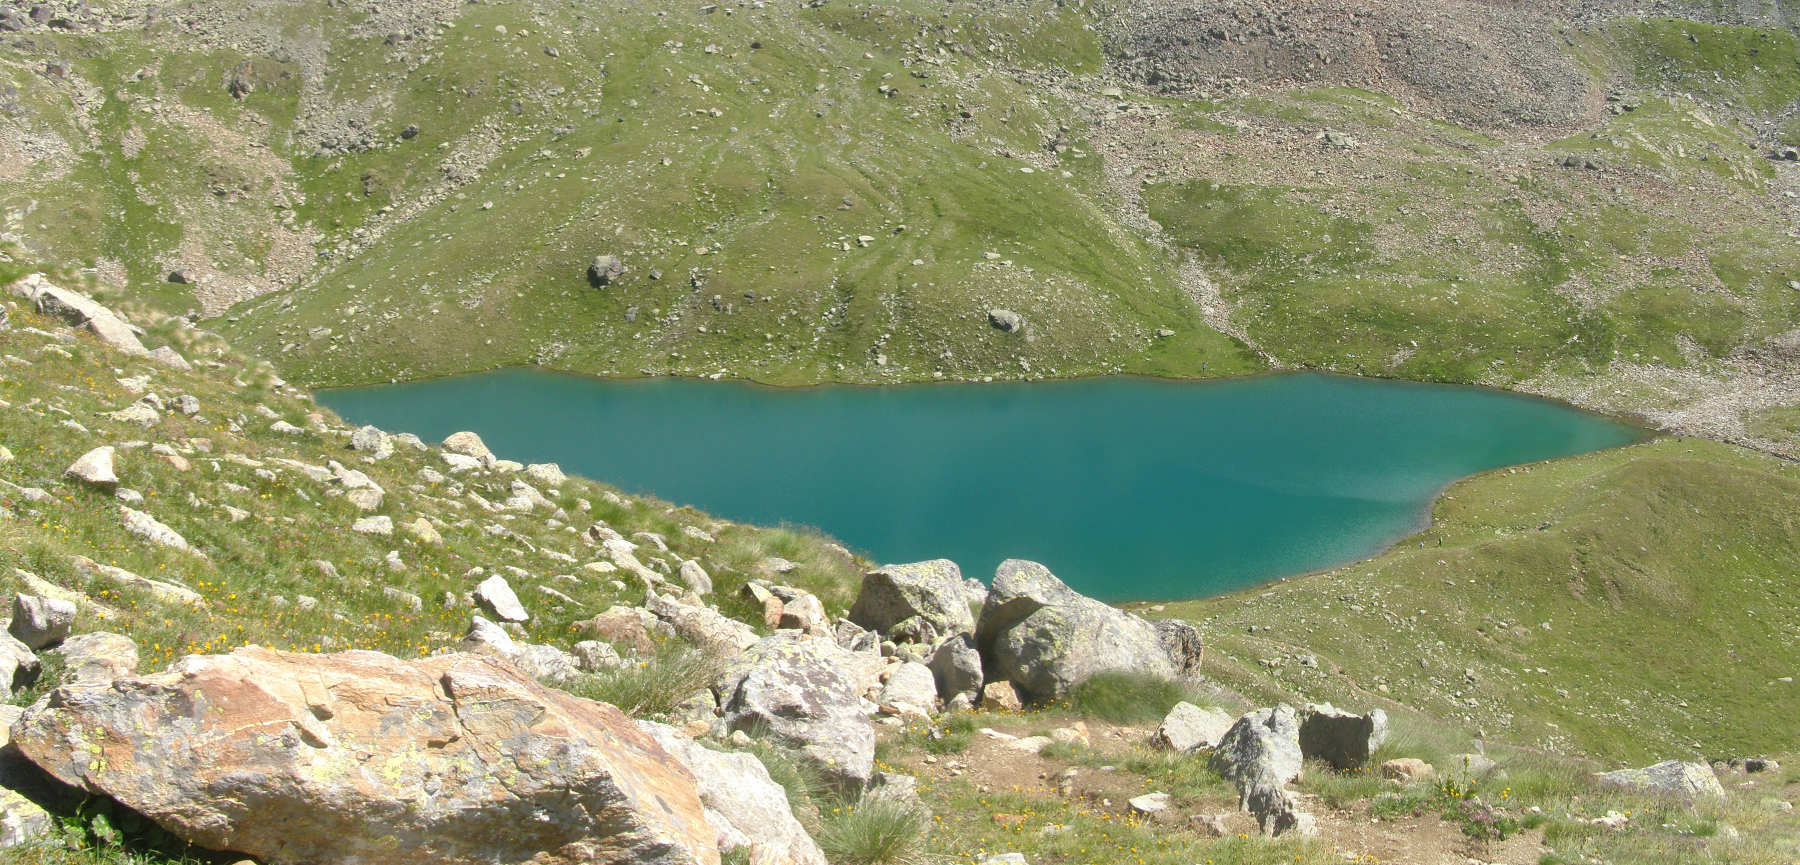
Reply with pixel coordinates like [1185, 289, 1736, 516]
[319, 371, 1642, 602]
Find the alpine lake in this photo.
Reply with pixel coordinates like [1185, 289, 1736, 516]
[321, 371, 1643, 602]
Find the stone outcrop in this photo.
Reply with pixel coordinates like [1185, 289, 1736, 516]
[975, 559, 1200, 701]
[714, 633, 876, 791]
[646, 591, 759, 656]
[1211, 706, 1309, 837]
[1596, 760, 1726, 800]
[7, 274, 148, 357]
[1298, 704, 1388, 771]
[11, 647, 722, 865]
[849, 559, 975, 646]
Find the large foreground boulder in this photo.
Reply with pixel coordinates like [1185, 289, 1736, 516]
[849, 559, 975, 646]
[638, 721, 828, 865]
[1596, 760, 1726, 800]
[1211, 705, 1310, 837]
[714, 633, 876, 792]
[975, 559, 1200, 701]
[11, 647, 721, 865]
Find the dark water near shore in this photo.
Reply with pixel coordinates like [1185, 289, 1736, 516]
[320, 371, 1641, 601]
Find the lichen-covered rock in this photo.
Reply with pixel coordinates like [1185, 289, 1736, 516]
[850, 560, 975, 646]
[638, 721, 829, 865]
[348, 425, 393, 459]
[1211, 705, 1307, 837]
[1596, 760, 1725, 800]
[975, 559, 1198, 701]
[715, 633, 876, 792]
[647, 592, 759, 656]
[1298, 704, 1388, 771]
[678, 560, 713, 595]
[46, 632, 138, 683]
[11, 647, 721, 864]
[1152, 701, 1235, 752]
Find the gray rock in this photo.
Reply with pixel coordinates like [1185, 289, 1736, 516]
[975, 559, 1198, 701]
[588, 254, 626, 286]
[8, 594, 75, 650]
[880, 661, 939, 718]
[678, 560, 712, 595]
[147, 346, 191, 371]
[48, 632, 138, 683]
[1212, 706, 1307, 837]
[637, 721, 829, 865]
[441, 431, 494, 462]
[473, 575, 529, 622]
[349, 426, 393, 459]
[1155, 619, 1206, 678]
[6, 274, 148, 357]
[524, 462, 567, 487]
[119, 506, 188, 550]
[351, 515, 393, 536]
[1596, 760, 1725, 800]
[776, 590, 831, 636]
[929, 632, 982, 704]
[459, 616, 577, 684]
[571, 640, 623, 672]
[70, 556, 202, 607]
[715, 633, 876, 792]
[646, 591, 759, 656]
[1153, 701, 1235, 752]
[1299, 704, 1388, 771]
[988, 308, 1025, 333]
[0, 632, 40, 691]
[63, 446, 118, 490]
[850, 559, 975, 646]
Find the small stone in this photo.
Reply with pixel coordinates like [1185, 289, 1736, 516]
[64, 446, 119, 489]
[1128, 792, 1171, 816]
[981, 681, 1023, 712]
[351, 515, 394, 536]
[474, 575, 529, 622]
[987, 308, 1025, 333]
[1380, 758, 1434, 782]
[8, 594, 75, 649]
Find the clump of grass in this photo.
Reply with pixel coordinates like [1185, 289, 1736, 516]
[1057, 672, 1198, 724]
[898, 712, 979, 755]
[813, 794, 931, 865]
[565, 641, 720, 719]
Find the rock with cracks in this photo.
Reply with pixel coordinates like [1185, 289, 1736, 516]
[1211, 705, 1309, 838]
[849, 559, 976, 646]
[975, 559, 1198, 701]
[714, 633, 876, 792]
[11, 647, 721, 865]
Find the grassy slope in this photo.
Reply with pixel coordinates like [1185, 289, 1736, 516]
[1, 0, 1261, 387]
[0, 5, 1794, 427]
[1164, 437, 1800, 764]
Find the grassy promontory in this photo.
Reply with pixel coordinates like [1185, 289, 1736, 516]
[1166, 438, 1800, 764]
